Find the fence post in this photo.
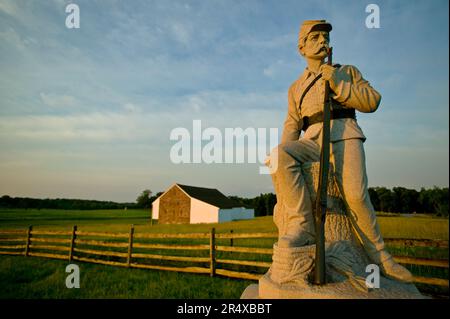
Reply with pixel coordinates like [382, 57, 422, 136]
[210, 227, 216, 277]
[69, 225, 77, 262]
[24, 225, 32, 257]
[127, 224, 134, 267]
[230, 230, 233, 247]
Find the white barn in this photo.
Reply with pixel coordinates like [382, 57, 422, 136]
[151, 183, 254, 224]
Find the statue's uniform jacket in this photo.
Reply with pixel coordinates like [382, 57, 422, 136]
[271, 64, 390, 264]
[282, 64, 381, 144]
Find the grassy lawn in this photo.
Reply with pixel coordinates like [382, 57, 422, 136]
[0, 209, 448, 239]
[0, 209, 448, 298]
[377, 216, 449, 240]
[0, 255, 252, 299]
[0, 209, 151, 230]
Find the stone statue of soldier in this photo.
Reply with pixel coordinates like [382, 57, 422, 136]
[266, 20, 412, 283]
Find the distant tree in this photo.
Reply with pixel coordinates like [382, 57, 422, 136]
[136, 189, 153, 208]
[375, 187, 395, 212]
[149, 191, 163, 204]
[419, 187, 449, 216]
[250, 193, 276, 216]
[229, 196, 244, 206]
[368, 188, 380, 211]
[229, 195, 254, 208]
[392, 187, 419, 213]
[253, 195, 267, 217]
[265, 193, 277, 216]
[434, 187, 449, 217]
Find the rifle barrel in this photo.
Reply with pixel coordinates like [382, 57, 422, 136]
[313, 47, 333, 285]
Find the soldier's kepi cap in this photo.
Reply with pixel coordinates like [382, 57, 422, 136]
[298, 20, 332, 52]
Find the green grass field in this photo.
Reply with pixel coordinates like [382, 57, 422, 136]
[0, 255, 252, 299]
[0, 209, 448, 298]
[0, 209, 448, 239]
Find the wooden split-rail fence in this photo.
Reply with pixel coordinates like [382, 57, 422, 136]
[0, 226, 448, 289]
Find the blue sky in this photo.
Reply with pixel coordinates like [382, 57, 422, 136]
[0, 0, 448, 201]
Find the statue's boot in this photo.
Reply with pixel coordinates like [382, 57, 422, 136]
[379, 256, 414, 283]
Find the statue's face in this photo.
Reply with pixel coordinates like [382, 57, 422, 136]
[300, 31, 329, 60]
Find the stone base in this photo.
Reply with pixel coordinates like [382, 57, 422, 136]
[240, 240, 425, 299]
[241, 284, 259, 299]
[241, 277, 425, 299]
[242, 272, 425, 299]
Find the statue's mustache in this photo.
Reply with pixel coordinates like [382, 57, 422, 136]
[314, 45, 329, 54]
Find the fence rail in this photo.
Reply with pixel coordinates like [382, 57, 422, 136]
[0, 226, 448, 290]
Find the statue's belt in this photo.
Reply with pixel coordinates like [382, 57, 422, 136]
[302, 108, 356, 131]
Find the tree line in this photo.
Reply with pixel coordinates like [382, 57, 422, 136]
[231, 186, 448, 217]
[1, 186, 447, 217]
[0, 195, 137, 210]
[368, 186, 448, 216]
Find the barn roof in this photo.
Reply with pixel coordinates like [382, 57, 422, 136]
[176, 183, 242, 209]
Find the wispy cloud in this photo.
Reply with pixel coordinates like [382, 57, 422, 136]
[40, 93, 77, 108]
[0, 0, 19, 17]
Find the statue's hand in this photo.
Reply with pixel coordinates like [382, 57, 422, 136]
[264, 155, 271, 166]
[320, 64, 338, 90]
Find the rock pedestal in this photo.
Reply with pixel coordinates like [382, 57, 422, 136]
[241, 162, 424, 299]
